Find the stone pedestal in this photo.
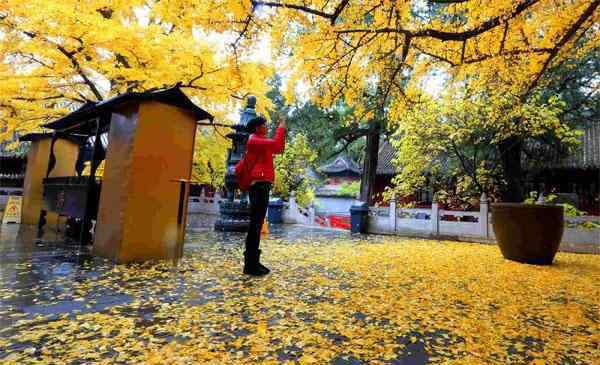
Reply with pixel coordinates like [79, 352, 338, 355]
[214, 200, 251, 232]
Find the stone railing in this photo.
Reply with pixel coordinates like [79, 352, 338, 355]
[187, 191, 221, 215]
[188, 190, 316, 226]
[368, 194, 599, 245]
[186, 190, 598, 245]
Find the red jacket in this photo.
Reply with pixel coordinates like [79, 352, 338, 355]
[244, 127, 286, 183]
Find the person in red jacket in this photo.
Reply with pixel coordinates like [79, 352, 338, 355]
[242, 115, 286, 276]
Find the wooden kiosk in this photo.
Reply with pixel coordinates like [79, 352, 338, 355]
[37, 87, 213, 263]
[19, 133, 81, 226]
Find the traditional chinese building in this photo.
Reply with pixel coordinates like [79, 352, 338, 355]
[527, 122, 600, 215]
[317, 154, 361, 195]
[375, 123, 599, 214]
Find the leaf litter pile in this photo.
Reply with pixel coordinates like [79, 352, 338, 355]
[0, 233, 598, 364]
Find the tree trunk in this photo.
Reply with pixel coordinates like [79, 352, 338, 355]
[360, 122, 381, 205]
[498, 136, 525, 202]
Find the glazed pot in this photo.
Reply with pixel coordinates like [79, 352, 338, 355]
[491, 203, 564, 265]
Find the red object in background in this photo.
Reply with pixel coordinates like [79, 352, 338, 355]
[329, 215, 351, 229]
[314, 215, 351, 230]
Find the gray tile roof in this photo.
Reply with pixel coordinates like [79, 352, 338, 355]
[319, 154, 362, 175]
[376, 140, 397, 175]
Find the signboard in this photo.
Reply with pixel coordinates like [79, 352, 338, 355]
[2, 195, 23, 225]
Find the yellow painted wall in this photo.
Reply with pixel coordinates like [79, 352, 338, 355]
[93, 105, 138, 261]
[21, 138, 79, 225]
[94, 102, 196, 263]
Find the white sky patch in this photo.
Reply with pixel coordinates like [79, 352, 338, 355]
[421, 70, 448, 98]
[246, 35, 272, 63]
[133, 6, 151, 26]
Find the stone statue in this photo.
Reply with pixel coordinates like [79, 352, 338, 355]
[239, 95, 258, 129]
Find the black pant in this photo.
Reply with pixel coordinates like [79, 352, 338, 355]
[245, 182, 271, 254]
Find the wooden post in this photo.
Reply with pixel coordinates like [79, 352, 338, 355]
[80, 116, 103, 244]
[21, 134, 78, 226]
[45, 133, 59, 178]
[93, 101, 198, 263]
[175, 180, 191, 260]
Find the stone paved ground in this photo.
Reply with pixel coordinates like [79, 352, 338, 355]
[0, 221, 598, 364]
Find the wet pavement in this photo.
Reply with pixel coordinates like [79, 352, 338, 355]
[0, 218, 598, 364]
[0, 220, 361, 328]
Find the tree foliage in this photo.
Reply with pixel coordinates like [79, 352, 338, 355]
[337, 181, 361, 198]
[0, 0, 273, 141]
[386, 88, 579, 203]
[212, 0, 598, 201]
[195, 0, 600, 116]
[2, 0, 598, 202]
[273, 133, 318, 206]
[265, 76, 365, 165]
[191, 126, 230, 189]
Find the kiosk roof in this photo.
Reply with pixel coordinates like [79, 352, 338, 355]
[43, 87, 213, 134]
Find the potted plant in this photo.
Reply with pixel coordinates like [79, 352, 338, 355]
[491, 192, 586, 265]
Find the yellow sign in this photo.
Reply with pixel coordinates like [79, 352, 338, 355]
[2, 195, 23, 225]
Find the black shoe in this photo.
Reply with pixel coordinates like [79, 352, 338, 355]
[256, 250, 270, 275]
[243, 251, 269, 276]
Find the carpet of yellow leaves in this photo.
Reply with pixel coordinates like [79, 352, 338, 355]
[0, 237, 598, 364]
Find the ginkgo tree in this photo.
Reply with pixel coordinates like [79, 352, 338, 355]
[388, 87, 580, 203]
[0, 0, 273, 142]
[388, 40, 598, 204]
[179, 0, 599, 202]
[3, 0, 599, 202]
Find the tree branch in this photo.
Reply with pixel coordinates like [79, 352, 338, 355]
[14, 27, 104, 101]
[336, 0, 540, 42]
[251, 1, 333, 19]
[527, 0, 599, 93]
[330, 0, 350, 25]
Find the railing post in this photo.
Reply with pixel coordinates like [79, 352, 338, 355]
[432, 192, 440, 236]
[289, 191, 297, 212]
[309, 204, 315, 226]
[389, 197, 397, 233]
[289, 192, 298, 223]
[214, 191, 221, 214]
[480, 192, 489, 239]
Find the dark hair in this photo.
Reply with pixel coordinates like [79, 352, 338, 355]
[246, 116, 267, 133]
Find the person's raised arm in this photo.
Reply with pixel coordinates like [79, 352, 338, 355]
[248, 118, 286, 154]
[272, 118, 286, 154]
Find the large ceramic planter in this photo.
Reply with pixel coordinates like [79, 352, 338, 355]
[491, 203, 564, 265]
